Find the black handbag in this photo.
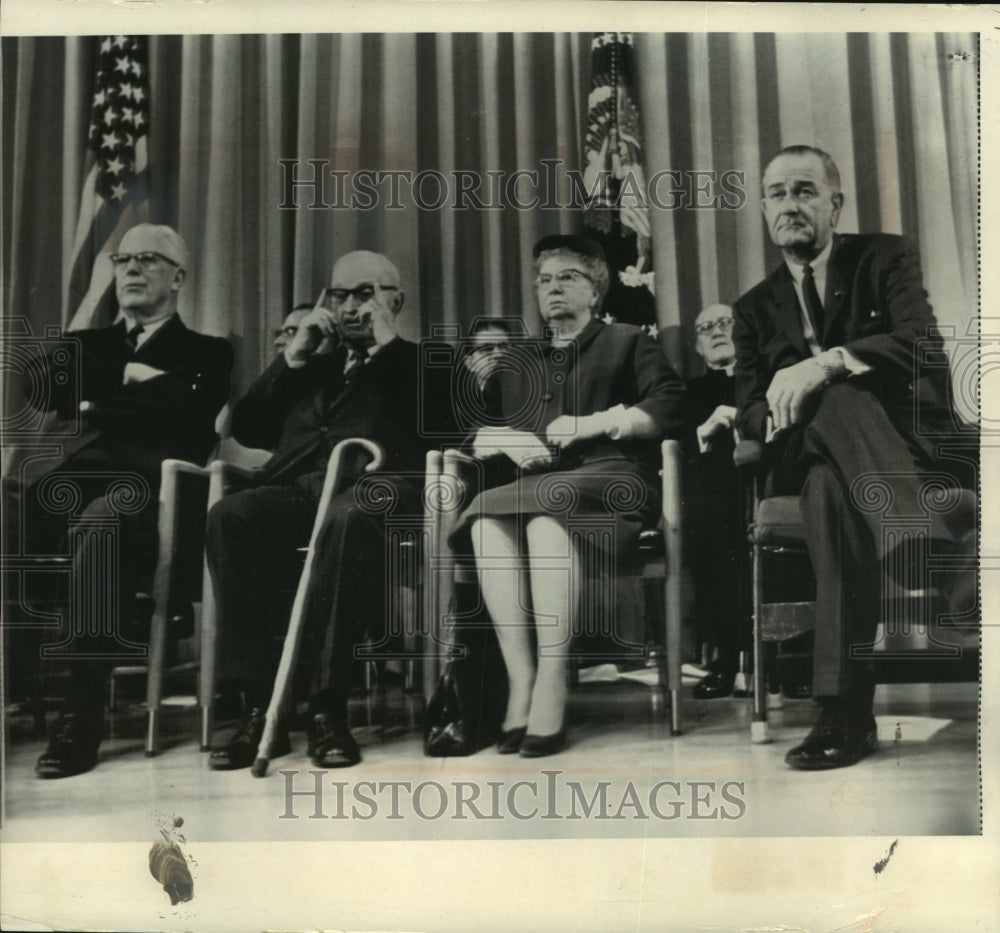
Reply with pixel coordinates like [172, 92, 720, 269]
[423, 660, 475, 756]
[423, 627, 505, 756]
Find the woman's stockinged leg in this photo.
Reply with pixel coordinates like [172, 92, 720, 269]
[524, 515, 578, 737]
[471, 516, 535, 731]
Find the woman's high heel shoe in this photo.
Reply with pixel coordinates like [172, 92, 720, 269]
[497, 726, 527, 754]
[519, 725, 566, 758]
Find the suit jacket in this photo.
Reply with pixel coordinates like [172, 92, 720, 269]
[683, 368, 737, 495]
[232, 337, 452, 489]
[497, 317, 686, 472]
[733, 233, 959, 465]
[39, 314, 233, 479]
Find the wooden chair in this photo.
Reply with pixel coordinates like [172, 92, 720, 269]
[135, 458, 213, 756]
[735, 439, 979, 743]
[425, 440, 686, 739]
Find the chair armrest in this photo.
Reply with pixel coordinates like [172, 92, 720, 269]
[442, 447, 484, 498]
[160, 459, 211, 480]
[205, 459, 263, 509]
[159, 460, 211, 521]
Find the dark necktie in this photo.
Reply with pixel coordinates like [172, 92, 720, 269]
[801, 264, 824, 342]
[125, 323, 145, 353]
[344, 347, 366, 377]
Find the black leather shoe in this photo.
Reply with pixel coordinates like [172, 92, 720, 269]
[497, 726, 527, 755]
[308, 711, 361, 768]
[35, 713, 101, 778]
[519, 726, 567, 758]
[209, 708, 290, 771]
[785, 707, 878, 770]
[693, 671, 735, 700]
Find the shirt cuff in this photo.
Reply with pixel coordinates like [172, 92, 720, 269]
[823, 347, 872, 377]
[590, 404, 645, 441]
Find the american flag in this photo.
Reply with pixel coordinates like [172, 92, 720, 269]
[580, 33, 656, 329]
[581, 33, 651, 267]
[66, 35, 150, 330]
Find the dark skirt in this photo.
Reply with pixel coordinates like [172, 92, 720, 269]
[450, 453, 661, 559]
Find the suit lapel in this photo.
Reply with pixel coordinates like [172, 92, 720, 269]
[322, 339, 399, 419]
[769, 264, 810, 358]
[821, 233, 851, 345]
[132, 314, 185, 361]
[315, 346, 351, 418]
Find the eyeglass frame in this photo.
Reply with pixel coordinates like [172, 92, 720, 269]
[325, 284, 399, 305]
[109, 251, 180, 270]
[273, 325, 301, 339]
[694, 316, 735, 336]
[534, 268, 595, 289]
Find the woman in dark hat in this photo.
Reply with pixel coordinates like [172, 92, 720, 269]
[453, 234, 685, 756]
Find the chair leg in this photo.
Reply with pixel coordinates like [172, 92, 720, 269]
[664, 568, 683, 737]
[144, 591, 171, 758]
[660, 438, 684, 736]
[751, 539, 771, 744]
[200, 704, 214, 753]
[144, 618, 168, 756]
[198, 561, 218, 751]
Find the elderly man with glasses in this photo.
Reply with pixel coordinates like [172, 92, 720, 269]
[682, 304, 745, 700]
[5, 223, 233, 778]
[204, 250, 453, 772]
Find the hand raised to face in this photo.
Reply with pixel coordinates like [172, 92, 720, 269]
[285, 290, 337, 363]
[359, 281, 398, 348]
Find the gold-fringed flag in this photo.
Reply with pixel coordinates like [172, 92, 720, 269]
[582, 33, 655, 329]
[66, 35, 150, 330]
[582, 32, 650, 267]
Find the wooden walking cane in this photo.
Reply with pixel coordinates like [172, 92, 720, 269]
[251, 437, 385, 777]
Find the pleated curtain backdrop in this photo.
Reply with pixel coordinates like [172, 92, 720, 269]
[1, 32, 978, 403]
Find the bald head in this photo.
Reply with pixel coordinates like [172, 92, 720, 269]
[331, 251, 401, 291]
[118, 224, 190, 271]
[328, 250, 405, 349]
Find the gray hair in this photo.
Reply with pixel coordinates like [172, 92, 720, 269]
[533, 246, 610, 309]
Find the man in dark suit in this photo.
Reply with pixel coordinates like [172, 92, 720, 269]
[205, 250, 447, 771]
[5, 223, 233, 777]
[683, 304, 743, 699]
[733, 145, 964, 769]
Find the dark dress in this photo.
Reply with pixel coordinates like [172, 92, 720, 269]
[452, 317, 685, 557]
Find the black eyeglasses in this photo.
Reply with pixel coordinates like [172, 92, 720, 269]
[695, 317, 734, 336]
[535, 269, 594, 289]
[326, 284, 398, 305]
[273, 325, 300, 339]
[109, 251, 179, 270]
